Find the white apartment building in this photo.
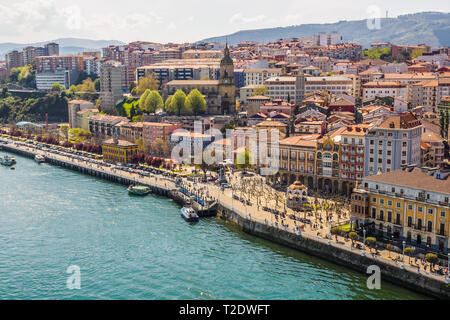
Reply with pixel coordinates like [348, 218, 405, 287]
[305, 76, 353, 96]
[245, 68, 282, 86]
[35, 70, 79, 90]
[265, 77, 296, 103]
[363, 81, 407, 100]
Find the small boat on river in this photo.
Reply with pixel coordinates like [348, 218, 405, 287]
[0, 155, 16, 166]
[35, 155, 45, 163]
[181, 207, 199, 223]
[127, 185, 151, 196]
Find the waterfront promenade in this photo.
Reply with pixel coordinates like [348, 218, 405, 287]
[1, 137, 449, 298]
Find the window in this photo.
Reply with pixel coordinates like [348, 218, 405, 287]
[397, 202, 402, 208]
[380, 199, 385, 205]
[372, 197, 377, 203]
[408, 205, 413, 210]
[428, 209, 433, 215]
[418, 207, 423, 213]
[441, 211, 446, 218]
[388, 200, 393, 206]
[372, 208, 376, 218]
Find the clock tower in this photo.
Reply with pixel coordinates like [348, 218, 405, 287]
[218, 44, 236, 115]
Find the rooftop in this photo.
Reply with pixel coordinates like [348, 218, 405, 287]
[364, 168, 450, 195]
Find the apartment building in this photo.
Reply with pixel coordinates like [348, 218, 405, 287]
[68, 100, 95, 128]
[363, 81, 407, 100]
[391, 44, 431, 60]
[311, 56, 332, 73]
[383, 73, 436, 102]
[5, 43, 59, 70]
[99, 61, 127, 111]
[340, 125, 371, 192]
[411, 80, 439, 112]
[36, 55, 84, 73]
[35, 70, 79, 90]
[244, 68, 282, 86]
[364, 112, 423, 177]
[313, 32, 342, 46]
[305, 76, 353, 96]
[421, 132, 445, 168]
[136, 59, 221, 85]
[5, 50, 23, 69]
[279, 135, 318, 189]
[265, 77, 297, 103]
[88, 114, 129, 137]
[351, 168, 449, 253]
[143, 122, 182, 143]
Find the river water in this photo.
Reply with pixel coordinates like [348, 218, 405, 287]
[0, 152, 425, 300]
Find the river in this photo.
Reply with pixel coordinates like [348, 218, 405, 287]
[0, 152, 426, 300]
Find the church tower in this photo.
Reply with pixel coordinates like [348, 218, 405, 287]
[218, 44, 236, 115]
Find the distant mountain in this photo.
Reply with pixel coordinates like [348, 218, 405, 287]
[199, 12, 450, 49]
[0, 38, 125, 57]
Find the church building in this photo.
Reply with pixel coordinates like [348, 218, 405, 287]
[163, 45, 236, 115]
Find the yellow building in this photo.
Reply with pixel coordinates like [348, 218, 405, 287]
[102, 138, 138, 164]
[351, 167, 450, 253]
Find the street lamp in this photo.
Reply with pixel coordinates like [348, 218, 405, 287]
[328, 217, 332, 245]
[447, 253, 450, 284]
[362, 228, 367, 256]
[401, 241, 406, 270]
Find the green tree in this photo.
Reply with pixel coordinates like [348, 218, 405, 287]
[136, 73, 158, 96]
[170, 90, 187, 116]
[252, 85, 268, 97]
[164, 95, 173, 112]
[404, 247, 415, 264]
[51, 83, 64, 92]
[144, 90, 164, 114]
[94, 78, 101, 92]
[185, 89, 206, 117]
[59, 124, 70, 142]
[411, 48, 425, 60]
[236, 150, 251, 169]
[366, 237, 377, 247]
[139, 89, 151, 111]
[425, 253, 438, 264]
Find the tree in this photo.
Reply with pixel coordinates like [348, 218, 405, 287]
[185, 89, 206, 117]
[366, 237, 377, 248]
[59, 124, 70, 142]
[252, 85, 268, 97]
[221, 124, 235, 134]
[94, 78, 101, 92]
[425, 253, 438, 264]
[51, 83, 64, 92]
[349, 232, 358, 245]
[144, 90, 164, 114]
[136, 73, 158, 96]
[139, 89, 151, 111]
[236, 150, 251, 169]
[404, 248, 415, 264]
[164, 95, 173, 112]
[68, 128, 92, 143]
[170, 90, 187, 116]
[411, 48, 425, 60]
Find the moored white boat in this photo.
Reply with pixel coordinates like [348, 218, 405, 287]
[181, 207, 199, 223]
[35, 155, 45, 163]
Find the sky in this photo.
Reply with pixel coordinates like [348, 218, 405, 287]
[0, 0, 449, 44]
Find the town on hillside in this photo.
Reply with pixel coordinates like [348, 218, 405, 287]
[1, 33, 450, 275]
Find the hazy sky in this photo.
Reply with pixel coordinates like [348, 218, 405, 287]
[0, 0, 448, 44]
